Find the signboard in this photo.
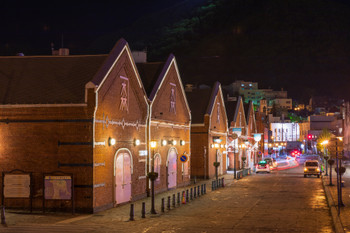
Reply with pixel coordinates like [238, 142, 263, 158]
[232, 133, 238, 140]
[4, 174, 30, 198]
[232, 128, 242, 136]
[139, 150, 148, 156]
[44, 176, 72, 200]
[258, 151, 262, 155]
[254, 134, 262, 142]
[179, 154, 189, 163]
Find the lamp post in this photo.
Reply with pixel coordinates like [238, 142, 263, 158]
[321, 140, 329, 176]
[148, 140, 158, 214]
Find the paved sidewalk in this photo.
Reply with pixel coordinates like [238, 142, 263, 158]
[322, 168, 350, 233]
[1, 173, 238, 228]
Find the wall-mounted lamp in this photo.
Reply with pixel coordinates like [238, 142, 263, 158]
[170, 140, 177, 146]
[180, 140, 185, 146]
[211, 144, 214, 148]
[109, 137, 116, 146]
[214, 143, 220, 148]
[150, 140, 157, 149]
[134, 139, 141, 146]
[162, 139, 167, 146]
[220, 144, 224, 148]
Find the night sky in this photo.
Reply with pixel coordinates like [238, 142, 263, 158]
[2, 0, 350, 102]
[0, 0, 188, 55]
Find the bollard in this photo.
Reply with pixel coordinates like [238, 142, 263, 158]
[222, 177, 225, 187]
[161, 198, 165, 212]
[186, 189, 189, 202]
[141, 202, 146, 218]
[182, 191, 186, 204]
[190, 188, 193, 200]
[197, 185, 200, 196]
[172, 194, 176, 208]
[201, 184, 203, 195]
[204, 184, 206, 194]
[1, 206, 5, 225]
[177, 192, 180, 205]
[211, 181, 214, 190]
[194, 186, 197, 198]
[129, 204, 135, 221]
[167, 196, 171, 210]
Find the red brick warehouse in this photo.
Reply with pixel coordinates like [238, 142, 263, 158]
[0, 38, 149, 213]
[186, 82, 228, 179]
[137, 54, 191, 193]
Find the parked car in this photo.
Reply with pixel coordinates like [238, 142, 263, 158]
[256, 160, 271, 173]
[304, 160, 321, 178]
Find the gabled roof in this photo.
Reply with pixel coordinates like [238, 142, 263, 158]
[137, 54, 191, 119]
[136, 62, 164, 97]
[244, 101, 254, 125]
[186, 82, 222, 124]
[0, 54, 107, 104]
[186, 88, 212, 124]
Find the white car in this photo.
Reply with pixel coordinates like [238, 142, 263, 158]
[256, 161, 271, 173]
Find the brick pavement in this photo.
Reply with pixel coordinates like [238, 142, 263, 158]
[322, 168, 350, 233]
[1, 173, 237, 229]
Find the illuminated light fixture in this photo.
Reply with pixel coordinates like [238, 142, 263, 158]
[180, 140, 185, 146]
[213, 136, 222, 144]
[214, 143, 220, 148]
[162, 139, 167, 146]
[224, 144, 227, 148]
[134, 139, 141, 146]
[321, 140, 329, 145]
[220, 144, 224, 148]
[170, 140, 177, 146]
[211, 144, 214, 148]
[150, 140, 157, 149]
[108, 137, 116, 146]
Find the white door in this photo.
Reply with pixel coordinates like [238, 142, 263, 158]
[167, 149, 177, 189]
[115, 153, 131, 204]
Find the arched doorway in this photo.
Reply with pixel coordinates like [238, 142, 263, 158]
[167, 148, 177, 189]
[114, 151, 132, 205]
[217, 150, 223, 175]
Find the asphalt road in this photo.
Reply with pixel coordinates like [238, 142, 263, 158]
[2, 165, 334, 233]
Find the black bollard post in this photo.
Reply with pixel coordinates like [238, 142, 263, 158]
[197, 185, 200, 196]
[194, 186, 197, 198]
[186, 189, 189, 202]
[201, 184, 203, 195]
[172, 194, 176, 208]
[141, 202, 146, 218]
[204, 184, 206, 194]
[161, 198, 165, 212]
[167, 196, 171, 210]
[129, 204, 135, 221]
[190, 187, 193, 200]
[1, 206, 6, 225]
[177, 192, 180, 205]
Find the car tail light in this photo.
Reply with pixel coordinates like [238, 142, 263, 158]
[304, 168, 308, 172]
[316, 168, 320, 172]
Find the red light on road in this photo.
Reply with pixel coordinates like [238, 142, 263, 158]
[307, 134, 312, 140]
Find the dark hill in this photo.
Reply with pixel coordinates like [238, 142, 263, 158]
[140, 0, 350, 103]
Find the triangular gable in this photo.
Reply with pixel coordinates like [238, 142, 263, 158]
[206, 82, 228, 128]
[90, 38, 146, 95]
[233, 96, 246, 127]
[246, 101, 257, 134]
[149, 54, 191, 119]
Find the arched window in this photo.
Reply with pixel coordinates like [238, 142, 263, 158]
[154, 154, 161, 183]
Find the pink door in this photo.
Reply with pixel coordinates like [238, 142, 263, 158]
[115, 153, 131, 204]
[167, 149, 177, 189]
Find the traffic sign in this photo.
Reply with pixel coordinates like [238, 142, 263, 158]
[179, 154, 189, 163]
[258, 151, 262, 155]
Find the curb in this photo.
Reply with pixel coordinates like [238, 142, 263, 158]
[322, 176, 345, 233]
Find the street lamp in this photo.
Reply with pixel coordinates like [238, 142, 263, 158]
[321, 140, 329, 176]
[148, 140, 158, 214]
